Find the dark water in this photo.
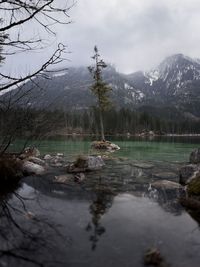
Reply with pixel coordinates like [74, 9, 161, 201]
[1, 137, 200, 267]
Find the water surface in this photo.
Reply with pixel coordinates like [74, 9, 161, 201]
[1, 136, 200, 267]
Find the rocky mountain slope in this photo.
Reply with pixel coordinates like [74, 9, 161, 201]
[128, 54, 200, 119]
[2, 54, 200, 120]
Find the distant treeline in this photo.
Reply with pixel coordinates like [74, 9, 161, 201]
[0, 107, 200, 138]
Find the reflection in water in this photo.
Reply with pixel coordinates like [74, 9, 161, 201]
[86, 179, 115, 251]
[146, 186, 185, 215]
[1, 154, 200, 266]
[0, 187, 68, 267]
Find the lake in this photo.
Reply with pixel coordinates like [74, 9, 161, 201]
[1, 136, 200, 267]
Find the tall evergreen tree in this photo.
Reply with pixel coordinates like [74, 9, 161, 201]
[88, 46, 112, 141]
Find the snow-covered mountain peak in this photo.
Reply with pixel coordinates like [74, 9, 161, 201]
[158, 54, 200, 72]
[144, 54, 200, 88]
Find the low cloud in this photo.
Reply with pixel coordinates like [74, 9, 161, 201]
[2, 0, 200, 75]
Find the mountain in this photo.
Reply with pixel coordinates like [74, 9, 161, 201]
[1, 64, 146, 111]
[2, 53, 200, 120]
[128, 54, 200, 119]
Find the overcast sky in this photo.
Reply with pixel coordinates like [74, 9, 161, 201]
[3, 0, 200, 75]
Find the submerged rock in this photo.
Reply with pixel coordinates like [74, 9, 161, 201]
[151, 180, 182, 190]
[144, 248, 167, 267]
[54, 174, 72, 183]
[190, 148, 200, 164]
[153, 172, 178, 180]
[67, 155, 105, 173]
[22, 161, 46, 176]
[132, 162, 154, 169]
[87, 156, 105, 170]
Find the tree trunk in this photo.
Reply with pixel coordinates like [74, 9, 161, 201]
[99, 108, 105, 141]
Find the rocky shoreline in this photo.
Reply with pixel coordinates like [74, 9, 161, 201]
[1, 145, 200, 218]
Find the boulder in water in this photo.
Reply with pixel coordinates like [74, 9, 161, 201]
[67, 155, 105, 173]
[22, 161, 45, 176]
[28, 157, 45, 166]
[179, 164, 200, 185]
[20, 147, 40, 159]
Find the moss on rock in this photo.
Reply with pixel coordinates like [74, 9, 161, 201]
[187, 176, 200, 196]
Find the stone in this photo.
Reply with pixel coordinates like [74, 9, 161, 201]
[132, 162, 154, 169]
[22, 161, 45, 175]
[87, 156, 105, 170]
[107, 143, 120, 151]
[144, 248, 164, 266]
[180, 197, 200, 210]
[74, 173, 86, 183]
[151, 180, 181, 190]
[67, 155, 105, 173]
[91, 141, 120, 151]
[131, 167, 143, 178]
[44, 154, 52, 160]
[20, 147, 40, 159]
[54, 175, 72, 183]
[56, 153, 64, 157]
[187, 176, 200, 196]
[190, 148, 200, 164]
[179, 164, 200, 185]
[28, 157, 45, 166]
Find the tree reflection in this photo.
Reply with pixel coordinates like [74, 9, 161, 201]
[86, 178, 115, 251]
[0, 187, 67, 267]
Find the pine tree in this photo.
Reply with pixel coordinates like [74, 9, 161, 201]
[88, 46, 112, 141]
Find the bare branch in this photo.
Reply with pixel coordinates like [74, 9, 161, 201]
[0, 1, 54, 32]
[0, 43, 66, 91]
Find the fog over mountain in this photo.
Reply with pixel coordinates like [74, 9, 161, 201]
[2, 54, 200, 122]
[3, 0, 200, 76]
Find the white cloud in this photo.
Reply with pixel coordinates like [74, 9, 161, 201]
[2, 0, 200, 75]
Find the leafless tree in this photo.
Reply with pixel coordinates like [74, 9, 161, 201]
[0, 0, 75, 92]
[0, 0, 75, 153]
